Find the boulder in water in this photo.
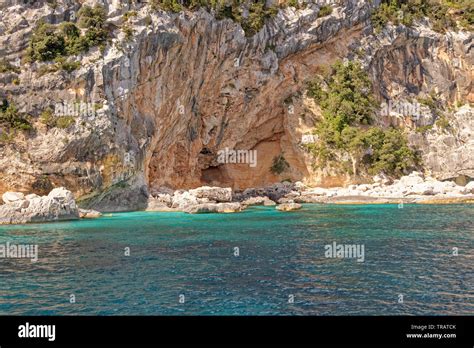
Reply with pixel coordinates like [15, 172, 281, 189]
[188, 186, 232, 202]
[0, 187, 79, 225]
[79, 209, 102, 219]
[276, 203, 302, 211]
[184, 202, 241, 214]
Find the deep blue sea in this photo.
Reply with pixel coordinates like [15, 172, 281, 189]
[0, 204, 472, 315]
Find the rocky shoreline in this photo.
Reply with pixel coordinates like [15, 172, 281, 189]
[0, 172, 473, 224]
[147, 172, 474, 213]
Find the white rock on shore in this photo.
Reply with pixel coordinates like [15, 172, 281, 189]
[188, 186, 232, 202]
[0, 187, 79, 225]
[184, 202, 242, 214]
[2, 191, 25, 204]
[399, 172, 425, 186]
[292, 172, 474, 202]
[276, 203, 302, 211]
[465, 181, 474, 194]
[79, 209, 103, 219]
[241, 196, 276, 206]
[171, 190, 200, 209]
[147, 186, 240, 213]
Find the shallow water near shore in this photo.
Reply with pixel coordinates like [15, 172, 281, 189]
[0, 204, 472, 315]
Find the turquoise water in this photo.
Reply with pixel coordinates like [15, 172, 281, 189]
[0, 204, 472, 315]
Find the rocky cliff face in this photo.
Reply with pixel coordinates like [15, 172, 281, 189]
[0, 0, 472, 211]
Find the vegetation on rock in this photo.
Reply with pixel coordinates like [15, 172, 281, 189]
[27, 22, 66, 62]
[26, 5, 108, 63]
[40, 108, 76, 129]
[151, 0, 183, 12]
[241, 2, 279, 36]
[0, 99, 32, 131]
[435, 115, 451, 130]
[416, 91, 453, 132]
[371, 0, 473, 32]
[31, 175, 54, 196]
[0, 59, 20, 74]
[270, 154, 290, 175]
[318, 5, 333, 17]
[150, 0, 282, 36]
[306, 61, 419, 177]
[122, 10, 138, 41]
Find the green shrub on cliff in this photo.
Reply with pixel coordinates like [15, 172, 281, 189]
[306, 76, 326, 103]
[56, 57, 81, 73]
[59, 21, 80, 38]
[55, 116, 76, 129]
[77, 5, 109, 48]
[122, 24, 135, 41]
[319, 5, 333, 17]
[150, 0, 183, 12]
[31, 175, 54, 195]
[314, 60, 377, 135]
[27, 22, 67, 62]
[0, 59, 20, 74]
[0, 129, 15, 144]
[39, 108, 56, 128]
[356, 127, 419, 176]
[40, 108, 76, 129]
[306, 61, 419, 177]
[0, 100, 32, 131]
[435, 115, 451, 130]
[123, 10, 138, 21]
[77, 5, 107, 29]
[371, 0, 471, 32]
[449, 0, 474, 30]
[27, 5, 108, 63]
[270, 154, 290, 175]
[240, 2, 279, 36]
[149, 0, 279, 36]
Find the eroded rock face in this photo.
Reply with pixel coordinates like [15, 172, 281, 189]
[0, 1, 472, 211]
[356, 25, 474, 182]
[410, 106, 474, 181]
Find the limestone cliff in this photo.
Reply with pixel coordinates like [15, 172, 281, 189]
[0, 0, 472, 210]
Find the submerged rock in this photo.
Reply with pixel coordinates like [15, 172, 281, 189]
[0, 187, 79, 225]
